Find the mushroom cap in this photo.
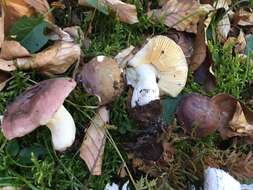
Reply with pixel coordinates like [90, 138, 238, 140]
[2, 77, 76, 139]
[128, 35, 188, 97]
[79, 56, 124, 105]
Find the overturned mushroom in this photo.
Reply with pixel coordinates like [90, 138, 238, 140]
[1, 78, 76, 151]
[78, 56, 124, 105]
[126, 35, 188, 107]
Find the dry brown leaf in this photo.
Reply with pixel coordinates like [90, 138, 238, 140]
[190, 16, 206, 71]
[0, 59, 16, 72]
[24, 0, 54, 22]
[80, 107, 109, 175]
[167, 30, 194, 64]
[149, 0, 213, 33]
[79, 0, 138, 24]
[0, 71, 11, 92]
[230, 102, 253, 133]
[211, 93, 253, 141]
[0, 4, 4, 48]
[0, 40, 30, 60]
[3, 0, 53, 33]
[4, 0, 34, 33]
[235, 30, 246, 53]
[16, 41, 81, 76]
[106, 0, 138, 24]
[236, 9, 253, 26]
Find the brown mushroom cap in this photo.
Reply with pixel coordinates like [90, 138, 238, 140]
[2, 77, 76, 139]
[176, 93, 221, 137]
[79, 56, 124, 105]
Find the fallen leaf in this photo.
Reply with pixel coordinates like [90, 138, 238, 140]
[190, 16, 206, 71]
[79, 0, 138, 24]
[4, 0, 34, 33]
[0, 4, 4, 48]
[115, 45, 135, 68]
[216, 14, 231, 43]
[176, 93, 221, 137]
[80, 107, 109, 175]
[149, 0, 213, 33]
[214, 0, 231, 9]
[161, 95, 182, 124]
[211, 93, 253, 141]
[24, 0, 54, 22]
[230, 102, 253, 133]
[9, 16, 49, 53]
[0, 71, 11, 92]
[167, 30, 194, 63]
[235, 30, 246, 53]
[235, 9, 253, 26]
[0, 40, 30, 60]
[16, 41, 81, 76]
[193, 50, 216, 92]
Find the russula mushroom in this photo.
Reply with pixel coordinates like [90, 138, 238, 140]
[78, 56, 124, 105]
[176, 93, 221, 137]
[126, 35, 188, 107]
[1, 78, 76, 151]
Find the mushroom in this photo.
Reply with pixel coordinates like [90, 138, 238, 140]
[1, 77, 76, 151]
[78, 56, 124, 105]
[204, 167, 253, 190]
[126, 35, 188, 107]
[176, 93, 221, 137]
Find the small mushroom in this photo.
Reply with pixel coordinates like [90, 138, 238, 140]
[1, 78, 76, 151]
[127, 35, 188, 107]
[78, 56, 124, 105]
[176, 93, 221, 137]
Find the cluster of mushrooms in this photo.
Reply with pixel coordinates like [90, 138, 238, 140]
[0, 35, 189, 160]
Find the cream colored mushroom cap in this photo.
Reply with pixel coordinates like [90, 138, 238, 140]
[128, 35, 188, 97]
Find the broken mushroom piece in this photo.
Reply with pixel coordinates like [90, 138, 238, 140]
[78, 56, 124, 105]
[127, 35, 188, 107]
[1, 78, 76, 151]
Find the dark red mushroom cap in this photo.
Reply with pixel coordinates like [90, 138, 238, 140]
[2, 77, 76, 139]
[176, 93, 221, 137]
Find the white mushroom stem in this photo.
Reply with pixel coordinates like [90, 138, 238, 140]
[46, 105, 76, 151]
[204, 167, 253, 190]
[131, 64, 159, 107]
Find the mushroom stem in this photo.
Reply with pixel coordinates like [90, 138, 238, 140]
[131, 64, 159, 107]
[46, 105, 76, 151]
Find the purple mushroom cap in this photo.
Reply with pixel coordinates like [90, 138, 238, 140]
[2, 77, 76, 139]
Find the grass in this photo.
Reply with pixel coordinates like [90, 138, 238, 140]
[1, 0, 253, 189]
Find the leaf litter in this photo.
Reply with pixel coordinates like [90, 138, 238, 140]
[0, 0, 253, 189]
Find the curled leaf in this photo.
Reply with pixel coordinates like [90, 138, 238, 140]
[211, 93, 253, 142]
[190, 16, 206, 71]
[149, 0, 213, 33]
[16, 41, 81, 76]
[0, 40, 30, 60]
[80, 107, 109, 175]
